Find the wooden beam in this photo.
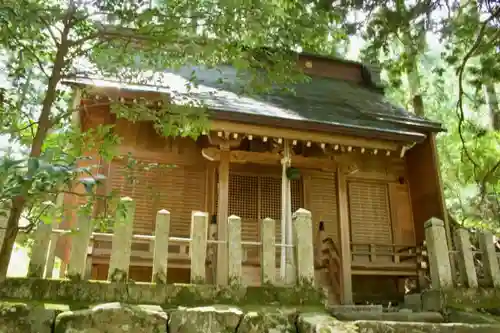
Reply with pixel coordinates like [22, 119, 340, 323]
[210, 120, 399, 151]
[207, 133, 242, 148]
[337, 168, 353, 304]
[201, 147, 337, 170]
[216, 144, 230, 285]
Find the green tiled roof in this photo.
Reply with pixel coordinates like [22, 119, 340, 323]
[67, 64, 442, 140]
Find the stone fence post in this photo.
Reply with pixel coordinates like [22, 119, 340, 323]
[190, 211, 208, 283]
[27, 221, 53, 278]
[424, 217, 453, 289]
[454, 228, 478, 288]
[28, 201, 58, 278]
[227, 215, 242, 286]
[68, 213, 93, 279]
[478, 231, 500, 288]
[108, 197, 135, 282]
[293, 208, 315, 286]
[152, 209, 170, 284]
[261, 217, 276, 284]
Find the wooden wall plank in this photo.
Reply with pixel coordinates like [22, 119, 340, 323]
[388, 183, 416, 246]
[348, 181, 392, 246]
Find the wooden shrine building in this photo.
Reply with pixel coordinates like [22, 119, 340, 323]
[57, 53, 447, 304]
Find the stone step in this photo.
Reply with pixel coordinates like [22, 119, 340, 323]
[298, 313, 500, 333]
[354, 320, 500, 333]
[330, 310, 444, 323]
[327, 304, 383, 313]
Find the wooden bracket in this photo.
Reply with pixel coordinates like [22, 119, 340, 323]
[207, 133, 241, 148]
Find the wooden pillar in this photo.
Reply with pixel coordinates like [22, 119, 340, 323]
[337, 168, 353, 304]
[207, 215, 218, 284]
[216, 143, 230, 285]
[280, 140, 294, 283]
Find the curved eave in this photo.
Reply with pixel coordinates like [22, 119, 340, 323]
[210, 109, 427, 143]
[63, 79, 431, 144]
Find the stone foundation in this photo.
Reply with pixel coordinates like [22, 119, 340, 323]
[2, 302, 500, 333]
[0, 277, 324, 308]
[2, 278, 500, 332]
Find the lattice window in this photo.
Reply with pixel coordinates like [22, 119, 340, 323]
[228, 174, 259, 242]
[228, 174, 259, 220]
[290, 179, 303, 213]
[260, 176, 281, 220]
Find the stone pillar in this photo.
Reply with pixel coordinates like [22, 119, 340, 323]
[478, 231, 500, 288]
[28, 202, 56, 277]
[261, 217, 276, 284]
[152, 209, 171, 284]
[227, 215, 242, 286]
[28, 222, 53, 278]
[44, 231, 60, 278]
[190, 211, 208, 283]
[45, 193, 65, 278]
[293, 208, 315, 286]
[108, 197, 135, 282]
[454, 228, 478, 288]
[67, 213, 93, 279]
[424, 217, 453, 289]
[84, 240, 93, 279]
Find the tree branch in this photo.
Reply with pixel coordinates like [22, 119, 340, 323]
[455, 6, 499, 179]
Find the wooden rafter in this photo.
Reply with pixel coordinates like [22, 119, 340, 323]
[209, 120, 400, 152]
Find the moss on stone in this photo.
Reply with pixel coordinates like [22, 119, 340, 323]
[0, 277, 325, 310]
[0, 301, 59, 333]
[422, 289, 500, 312]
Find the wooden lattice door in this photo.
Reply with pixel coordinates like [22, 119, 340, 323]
[215, 171, 303, 259]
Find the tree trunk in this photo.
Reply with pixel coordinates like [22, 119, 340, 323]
[407, 62, 425, 117]
[0, 22, 71, 281]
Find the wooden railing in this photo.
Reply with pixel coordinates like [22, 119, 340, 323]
[313, 222, 342, 304]
[321, 237, 342, 304]
[350, 242, 419, 275]
[24, 197, 317, 287]
[312, 222, 430, 303]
